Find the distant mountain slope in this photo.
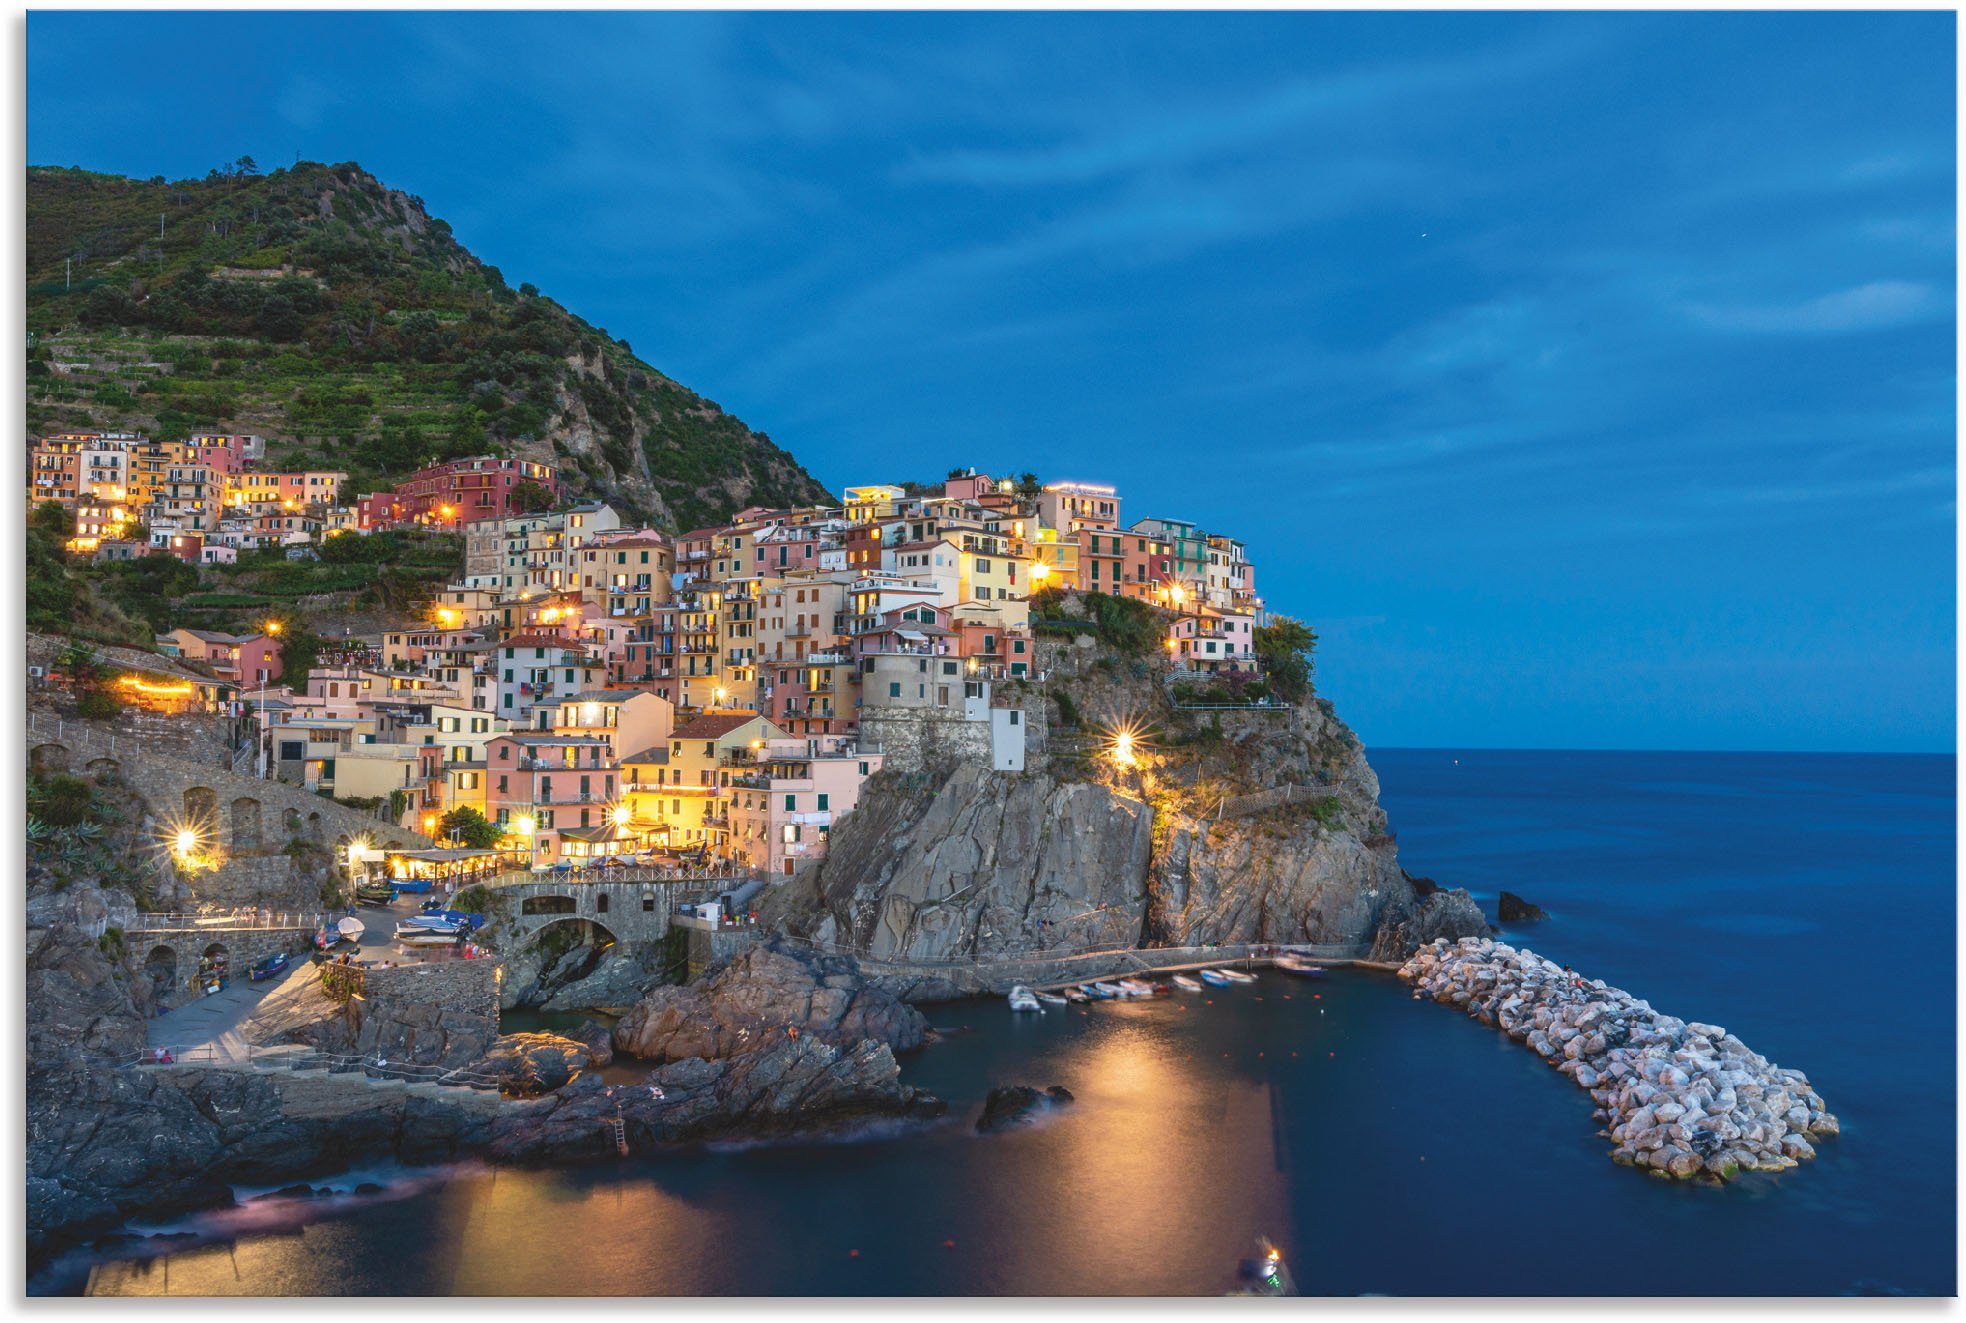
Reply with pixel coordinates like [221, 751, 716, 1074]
[26, 161, 833, 529]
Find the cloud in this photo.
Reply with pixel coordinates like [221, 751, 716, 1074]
[896, 23, 1602, 189]
[1683, 279, 1946, 334]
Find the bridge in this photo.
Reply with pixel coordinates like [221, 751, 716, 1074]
[473, 868, 758, 946]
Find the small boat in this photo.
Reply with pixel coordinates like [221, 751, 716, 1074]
[1114, 978, 1156, 998]
[395, 930, 462, 947]
[1219, 968, 1258, 984]
[1064, 988, 1090, 1004]
[1089, 982, 1125, 999]
[1198, 969, 1233, 987]
[1037, 991, 1069, 1006]
[1008, 985, 1042, 1013]
[1172, 975, 1203, 992]
[1275, 953, 1327, 977]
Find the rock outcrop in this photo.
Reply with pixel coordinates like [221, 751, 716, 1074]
[486, 1035, 946, 1161]
[1400, 938, 1839, 1181]
[1498, 891, 1549, 923]
[613, 940, 928, 1063]
[764, 637, 1488, 964]
[975, 1084, 1076, 1133]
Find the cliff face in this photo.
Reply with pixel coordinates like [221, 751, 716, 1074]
[766, 633, 1487, 961]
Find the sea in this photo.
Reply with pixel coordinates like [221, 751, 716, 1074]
[35, 749, 1957, 1296]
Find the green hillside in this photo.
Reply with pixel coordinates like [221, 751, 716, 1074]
[26, 160, 833, 530]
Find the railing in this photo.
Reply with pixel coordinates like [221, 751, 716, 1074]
[131, 909, 331, 933]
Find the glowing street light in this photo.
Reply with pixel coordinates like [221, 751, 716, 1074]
[263, 619, 283, 636]
[1030, 561, 1051, 583]
[1108, 726, 1139, 769]
[174, 827, 200, 860]
[611, 804, 632, 827]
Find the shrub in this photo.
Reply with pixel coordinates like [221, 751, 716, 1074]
[75, 690, 122, 721]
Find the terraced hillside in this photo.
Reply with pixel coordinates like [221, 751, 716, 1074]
[27, 161, 833, 530]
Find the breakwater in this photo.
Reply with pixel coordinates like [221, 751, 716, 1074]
[1399, 937, 1839, 1182]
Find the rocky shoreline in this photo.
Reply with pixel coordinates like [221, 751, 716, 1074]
[1399, 938, 1839, 1182]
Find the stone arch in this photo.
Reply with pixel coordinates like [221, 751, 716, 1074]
[85, 757, 121, 780]
[30, 742, 70, 773]
[283, 807, 302, 835]
[230, 797, 263, 851]
[183, 787, 218, 826]
[522, 893, 577, 916]
[145, 944, 178, 1001]
[595, 891, 609, 914]
[534, 915, 618, 951]
[307, 812, 323, 842]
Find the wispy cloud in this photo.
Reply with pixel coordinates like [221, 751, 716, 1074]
[1682, 279, 1947, 335]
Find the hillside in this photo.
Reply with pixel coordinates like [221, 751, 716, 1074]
[26, 161, 833, 530]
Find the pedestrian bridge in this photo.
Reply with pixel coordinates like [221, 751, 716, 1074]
[475, 869, 757, 945]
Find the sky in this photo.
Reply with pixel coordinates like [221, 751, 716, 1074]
[26, 11, 1958, 752]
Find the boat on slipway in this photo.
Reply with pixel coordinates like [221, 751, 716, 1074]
[1007, 985, 1042, 1013]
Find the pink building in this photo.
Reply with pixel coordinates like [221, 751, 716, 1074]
[164, 628, 284, 686]
[727, 741, 884, 876]
[356, 456, 558, 530]
[484, 733, 620, 863]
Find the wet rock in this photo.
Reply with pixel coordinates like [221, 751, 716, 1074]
[1497, 891, 1549, 923]
[976, 1084, 1077, 1134]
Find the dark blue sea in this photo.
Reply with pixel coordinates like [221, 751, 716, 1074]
[39, 750, 1957, 1296]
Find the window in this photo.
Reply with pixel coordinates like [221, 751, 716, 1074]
[888, 682, 901, 698]
[817, 793, 829, 811]
[784, 794, 797, 811]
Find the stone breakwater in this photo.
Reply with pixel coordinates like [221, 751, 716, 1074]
[1399, 938, 1839, 1182]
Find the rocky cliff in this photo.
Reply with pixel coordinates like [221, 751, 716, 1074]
[764, 628, 1487, 962]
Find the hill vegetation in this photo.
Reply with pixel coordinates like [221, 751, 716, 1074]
[27, 159, 833, 530]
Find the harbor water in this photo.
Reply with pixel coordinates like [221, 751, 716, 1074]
[39, 750, 1956, 1296]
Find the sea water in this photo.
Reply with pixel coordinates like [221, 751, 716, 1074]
[39, 750, 1955, 1296]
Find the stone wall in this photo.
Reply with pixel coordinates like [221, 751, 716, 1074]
[859, 708, 995, 775]
[134, 927, 314, 1011]
[363, 958, 504, 1020]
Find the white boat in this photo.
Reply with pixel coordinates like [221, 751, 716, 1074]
[1089, 981, 1125, 999]
[1220, 968, 1258, 984]
[1064, 988, 1090, 1003]
[1036, 991, 1069, 1006]
[1198, 969, 1233, 987]
[397, 915, 464, 933]
[394, 930, 459, 947]
[1008, 985, 1042, 1013]
[1172, 974, 1203, 992]
[1275, 953, 1327, 977]
[1115, 978, 1154, 998]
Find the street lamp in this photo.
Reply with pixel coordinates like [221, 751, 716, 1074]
[255, 620, 282, 778]
[513, 814, 538, 871]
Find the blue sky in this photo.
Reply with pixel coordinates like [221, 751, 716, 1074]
[28, 11, 1957, 752]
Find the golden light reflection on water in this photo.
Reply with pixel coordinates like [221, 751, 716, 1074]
[962, 1011, 1294, 1295]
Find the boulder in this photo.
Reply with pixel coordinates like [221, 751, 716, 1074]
[976, 1084, 1076, 1134]
[613, 940, 927, 1064]
[460, 1033, 591, 1094]
[1497, 891, 1549, 923]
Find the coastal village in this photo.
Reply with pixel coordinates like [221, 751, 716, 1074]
[30, 429, 1267, 900]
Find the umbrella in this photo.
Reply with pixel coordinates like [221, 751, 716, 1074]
[337, 917, 365, 940]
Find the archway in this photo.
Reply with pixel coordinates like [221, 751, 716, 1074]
[230, 797, 263, 851]
[521, 894, 577, 916]
[30, 743, 69, 773]
[183, 786, 217, 826]
[145, 944, 178, 1003]
[85, 757, 120, 780]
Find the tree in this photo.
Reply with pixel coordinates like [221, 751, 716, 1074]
[1016, 471, 1042, 500]
[440, 806, 504, 849]
[508, 479, 554, 514]
[235, 155, 259, 176]
[1254, 616, 1318, 702]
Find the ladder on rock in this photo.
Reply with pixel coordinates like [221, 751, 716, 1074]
[607, 1112, 628, 1157]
